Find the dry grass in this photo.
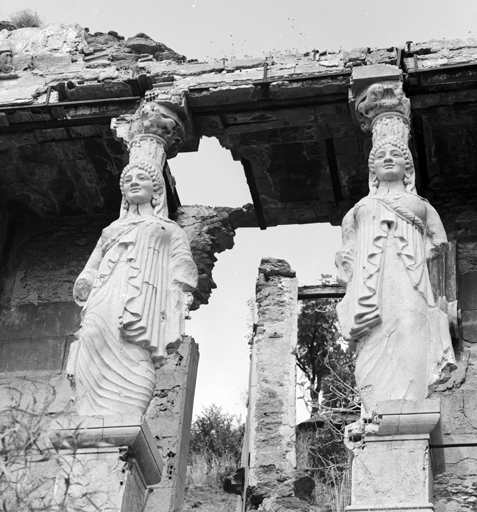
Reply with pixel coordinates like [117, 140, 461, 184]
[9, 9, 42, 28]
[184, 453, 239, 512]
[296, 423, 352, 512]
[314, 462, 352, 512]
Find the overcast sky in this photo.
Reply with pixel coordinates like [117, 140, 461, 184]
[1, 0, 475, 419]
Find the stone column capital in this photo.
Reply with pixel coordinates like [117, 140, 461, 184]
[349, 64, 411, 143]
[111, 90, 196, 158]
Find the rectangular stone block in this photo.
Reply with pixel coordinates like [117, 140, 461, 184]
[32, 302, 81, 338]
[350, 435, 432, 509]
[0, 304, 36, 341]
[0, 336, 66, 374]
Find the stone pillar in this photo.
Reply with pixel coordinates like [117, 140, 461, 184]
[145, 337, 199, 512]
[245, 257, 301, 511]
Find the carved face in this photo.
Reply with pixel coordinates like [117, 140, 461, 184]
[123, 167, 155, 205]
[373, 144, 406, 183]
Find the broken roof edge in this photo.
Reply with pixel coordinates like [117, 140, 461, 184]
[1, 23, 477, 108]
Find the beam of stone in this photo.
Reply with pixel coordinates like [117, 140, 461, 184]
[144, 337, 199, 512]
[244, 257, 307, 511]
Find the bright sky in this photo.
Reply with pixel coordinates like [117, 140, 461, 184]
[1, 0, 474, 419]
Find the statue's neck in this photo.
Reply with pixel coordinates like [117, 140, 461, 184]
[125, 201, 155, 218]
[376, 181, 406, 195]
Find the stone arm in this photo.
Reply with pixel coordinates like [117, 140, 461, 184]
[73, 236, 104, 306]
[335, 207, 357, 286]
[425, 203, 448, 262]
[169, 226, 198, 292]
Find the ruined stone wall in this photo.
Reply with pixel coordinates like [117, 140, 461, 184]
[431, 233, 477, 511]
[245, 258, 304, 511]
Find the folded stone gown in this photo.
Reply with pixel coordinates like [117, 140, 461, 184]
[69, 216, 197, 416]
[336, 193, 456, 415]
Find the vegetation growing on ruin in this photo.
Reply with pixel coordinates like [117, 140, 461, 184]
[9, 9, 43, 28]
[295, 292, 358, 511]
[185, 405, 244, 511]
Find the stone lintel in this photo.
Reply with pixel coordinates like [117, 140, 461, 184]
[49, 413, 163, 485]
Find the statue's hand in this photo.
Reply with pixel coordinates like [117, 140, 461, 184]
[335, 250, 354, 285]
[73, 277, 93, 305]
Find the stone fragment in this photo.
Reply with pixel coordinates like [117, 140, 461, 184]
[174, 205, 236, 309]
[0, 21, 15, 31]
[125, 34, 184, 62]
[258, 257, 296, 278]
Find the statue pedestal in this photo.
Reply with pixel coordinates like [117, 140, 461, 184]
[49, 414, 163, 512]
[346, 399, 444, 512]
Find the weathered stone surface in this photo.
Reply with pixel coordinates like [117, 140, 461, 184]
[174, 205, 236, 309]
[245, 258, 298, 510]
[0, 216, 116, 307]
[432, 342, 477, 509]
[146, 338, 199, 512]
[125, 33, 184, 61]
[258, 257, 296, 278]
[350, 436, 434, 509]
[405, 37, 477, 72]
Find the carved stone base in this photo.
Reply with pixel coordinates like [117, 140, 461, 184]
[49, 414, 163, 512]
[345, 400, 444, 512]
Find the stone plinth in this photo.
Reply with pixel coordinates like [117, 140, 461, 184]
[346, 400, 444, 512]
[347, 434, 434, 512]
[49, 414, 163, 512]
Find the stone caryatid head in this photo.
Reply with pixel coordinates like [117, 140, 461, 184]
[118, 158, 169, 218]
[367, 137, 416, 195]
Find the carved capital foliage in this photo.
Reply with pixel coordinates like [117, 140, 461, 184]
[349, 64, 411, 141]
[356, 82, 411, 135]
[129, 102, 186, 158]
[111, 91, 195, 159]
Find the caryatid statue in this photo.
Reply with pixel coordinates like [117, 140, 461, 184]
[336, 82, 456, 416]
[67, 100, 198, 416]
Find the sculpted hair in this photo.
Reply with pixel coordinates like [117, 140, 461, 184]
[368, 137, 416, 195]
[119, 161, 168, 218]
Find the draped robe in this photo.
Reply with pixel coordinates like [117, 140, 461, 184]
[336, 193, 456, 415]
[67, 216, 197, 416]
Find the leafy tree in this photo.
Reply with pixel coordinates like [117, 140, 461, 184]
[295, 297, 357, 415]
[189, 405, 244, 465]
